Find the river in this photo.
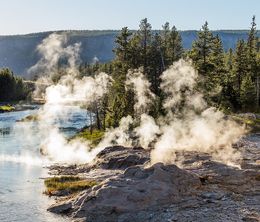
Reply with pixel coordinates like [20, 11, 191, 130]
[0, 107, 89, 222]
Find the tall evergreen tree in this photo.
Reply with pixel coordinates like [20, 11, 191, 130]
[234, 39, 248, 105]
[167, 26, 183, 63]
[190, 21, 214, 76]
[113, 27, 132, 66]
[160, 23, 183, 68]
[137, 18, 152, 74]
[210, 35, 227, 105]
[247, 16, 259, 108]
[241, 74, 256, 111]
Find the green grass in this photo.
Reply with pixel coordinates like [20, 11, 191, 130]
[232, 115, 260, 132]
[72, 129, 105, 147]
[44, 176, 97, 196]
[0, 105, 15, 112]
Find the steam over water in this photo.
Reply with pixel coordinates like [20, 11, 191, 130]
[0, 108, 88, 222]
[0, 33, 248, 221]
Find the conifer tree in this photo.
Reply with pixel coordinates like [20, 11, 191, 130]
[234, 39, 248, 106]
[241, 74, 256, 111]
[189, 21, 214, 76]
[166, 26, 183, 65]
[114, 27, 132, 66]
[247, 16, 259, 108]
[138, 18, 152, 74]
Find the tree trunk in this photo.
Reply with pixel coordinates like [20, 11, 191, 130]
[256, 76, 259, 109]
[89, 112, 93, 134]
[96, 108, 101, 130]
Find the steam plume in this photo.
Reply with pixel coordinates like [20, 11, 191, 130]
[126, 69, 155, 115]
[30, 33, 112, 164]
[151, 60, 245, 165]
[27, 34, 245, 167]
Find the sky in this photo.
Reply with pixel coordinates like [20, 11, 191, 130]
[0, 0, 259, 35]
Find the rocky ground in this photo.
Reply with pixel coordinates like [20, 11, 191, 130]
[46, 135, 260, 222]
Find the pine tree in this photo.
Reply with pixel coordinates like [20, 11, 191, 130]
[211, 35, 226, 83]
[160, 23, 183, 68]
[210, 35, 227, 105]
[247, 16, 259, 108]
[113, 27, 132, 66]
[137, 18, 152, 74]
[220, 48, 240, 110]
[234, 39, 248, 106]
[189, 21, 216, 100]
[166, 26, 183, 65]
[241, 74, 256, 111]
[149, 33, 164, 95]
[190, 21, 214, 76]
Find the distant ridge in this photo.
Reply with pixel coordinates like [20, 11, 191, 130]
[0, 30, 259, 77]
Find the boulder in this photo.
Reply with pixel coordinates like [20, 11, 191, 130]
[48, 201, 72, 214]
[70, 163, 201, 221]
[91, 146, 150, 170]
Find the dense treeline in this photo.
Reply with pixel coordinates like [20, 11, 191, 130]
[0, 68, 30, 101]
[79, 17, 260, 129]
[1, 17, 259, 126]
[188, 17, 260, 112]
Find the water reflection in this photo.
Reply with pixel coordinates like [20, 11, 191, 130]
[0, 107, 89, 222]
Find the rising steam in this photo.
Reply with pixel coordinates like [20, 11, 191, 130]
[31, 33, 112, 164]
[151, 60, 245, 165]
[126, 69, 155, 115]
[28, 33, 245, 166]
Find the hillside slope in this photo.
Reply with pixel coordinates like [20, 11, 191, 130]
[0, 30, 258, 77]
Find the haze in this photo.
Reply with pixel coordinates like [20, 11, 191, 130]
[0, 0, 259, 35]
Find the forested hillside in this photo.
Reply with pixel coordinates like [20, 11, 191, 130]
[0, 30, 258, 77]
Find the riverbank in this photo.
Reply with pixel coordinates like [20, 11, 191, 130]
[0, 109, 71, 222]
[0, 105, 15, 113]
[0, 102, 39, 113]
[45, 135, 260, 222]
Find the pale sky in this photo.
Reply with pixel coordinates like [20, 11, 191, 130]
[0, 0, 259, 35]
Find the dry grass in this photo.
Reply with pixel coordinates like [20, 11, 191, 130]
[44, 176, 97, 196]
[18, 114, 38, 122]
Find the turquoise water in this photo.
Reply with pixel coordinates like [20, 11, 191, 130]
[0, 108, 89, 222]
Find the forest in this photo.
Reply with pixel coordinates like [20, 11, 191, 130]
[80, 17, 260, 129]
[0, 17, 259, 128]
[0, 68, 30, 101]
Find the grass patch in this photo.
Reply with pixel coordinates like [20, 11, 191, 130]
[44, 176, 97, 196]
[72, 129, 105, 147]
[232, 115, 260, 132]
[0, 105, 15, 112]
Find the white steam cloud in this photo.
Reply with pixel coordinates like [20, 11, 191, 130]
[151, 60, 244, 165]
[24, 33, 245, 167]
[126, 69, 155, 115]
[120, 60, 244, 166]
[30, 33, 112, 164]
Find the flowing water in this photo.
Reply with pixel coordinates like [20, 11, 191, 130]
[0, 107, 89, 222]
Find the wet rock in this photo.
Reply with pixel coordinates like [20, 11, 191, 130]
[91, 146, 150, 170]
[48, 146, 150, 176]
[47, 201, 72, 214]
[200, 192, 224, 200]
